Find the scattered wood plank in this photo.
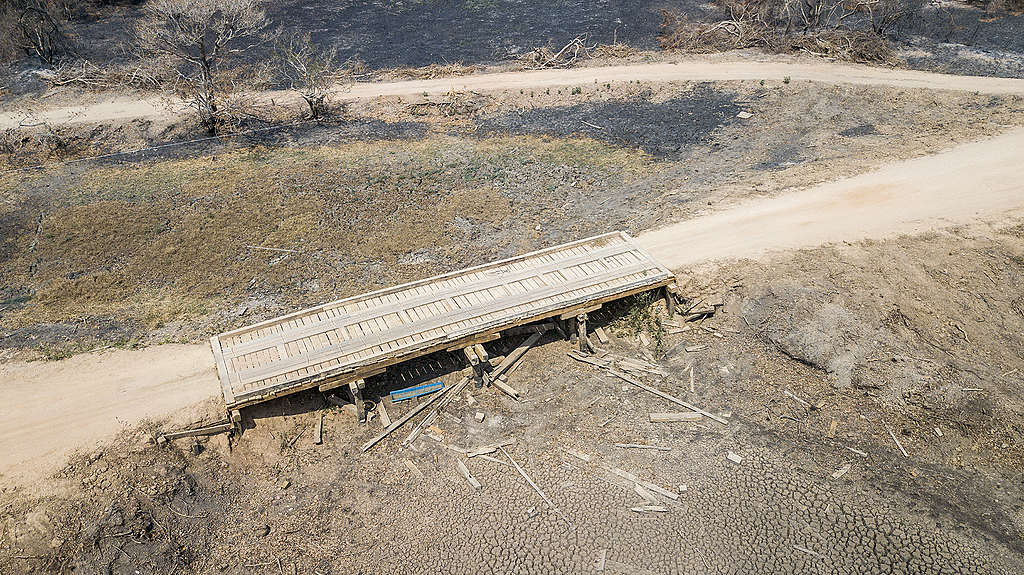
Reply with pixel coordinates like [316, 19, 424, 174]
[783, 388, 811, 408]
[596, 549, 607, 572]
[456, 460, 482, 489]
[476, 453, 514, 468]
[727, 451, 743, 464]
[361, 377, 468, 452]
[831, 464, 851, 479]
[845, 445, 867, 457]
[638, 333, 651, 347]
[160, 421, 233, 442]
[500, 447, 572, 526]
[467, 439, 516, 458]
[404, 460, 425, 480]
[378, 401, 392, 427]
[594, 327, 610, 344]
[607, 467, 679, 501]
[649, 412, 703, 423]
[567, 350, 612, 368]
[563, 447, 592, 462]
[403, 379, 471, 447]
[630, 506, 669, 513]
[491, 331, 546, 381]
[634, 483, 658, 504]
[615, 443, 671, 452]
[606, 369, 727, 425]
[684, 344, 708, 353]
[492, 378, 521, 400]
[689, 365, 694, 393]
[885, 423, 909, 458]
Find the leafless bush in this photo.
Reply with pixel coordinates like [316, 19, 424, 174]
[0, 0, 78, 64]
[659, 0, 905, 64]
[133, 0, 270, 133]
[275, 31, 345, 119]
[519, 35, 598, 69]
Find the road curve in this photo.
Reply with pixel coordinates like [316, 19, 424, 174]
[636, 127, 1024, 267]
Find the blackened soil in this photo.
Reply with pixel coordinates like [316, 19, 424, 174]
[476, 85, 742, 159]
[267, 0, 672, 69]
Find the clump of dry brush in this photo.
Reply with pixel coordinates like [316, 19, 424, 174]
[659, 0, 908, 64]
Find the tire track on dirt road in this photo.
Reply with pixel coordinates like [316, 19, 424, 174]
[3, 59, 1024, 129]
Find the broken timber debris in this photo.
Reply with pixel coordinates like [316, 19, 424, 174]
[615, 443, 671, 451]
[885, 423, 909, 458]
[594, 326, 610, 344]
[831, 464, 851, 479]
[500, 446, 573, 527]
[361, 377, 469, 452]
[159, 420, 233, 442]
[608, 467, 679, 501]
[606, 369, 728, 425]
[727, 451, 743, 464]
[630, 506, 669, 513]
[649, 412, 703, 423]
[313, 412, 323, 445]
[456, 460, 482, 489]
[403, 460, 425, 480]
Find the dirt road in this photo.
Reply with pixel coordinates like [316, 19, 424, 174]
[4, 59, 1024, 129]
[0, 344, 217, 487]
[637, 126, 1024, 267]
[3, 125, 1022, 485]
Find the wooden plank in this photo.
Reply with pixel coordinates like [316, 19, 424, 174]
[223, 241, 632, 357]
[161, 421, 233, 441]
[649, 412, 703, 422]
[607, 369, 727, 425]
[236, 259, 657, 384]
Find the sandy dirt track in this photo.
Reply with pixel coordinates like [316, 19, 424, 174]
[637, 126, 1024, 267]
[4, 59, 1024, 129]
[0, 344, 217, 486]
[2, 126, 1022, 485]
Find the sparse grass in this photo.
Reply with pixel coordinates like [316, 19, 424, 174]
[610, 292, 666, 353]
[0, 135, 654, 346]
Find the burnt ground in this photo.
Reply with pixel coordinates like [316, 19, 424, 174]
[2, 79, 1022, 357]
[2, 221, 1023, 574]
[3, 0, 1024, 107]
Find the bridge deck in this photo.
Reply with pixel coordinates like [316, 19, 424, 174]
[210, 231, 673, 410]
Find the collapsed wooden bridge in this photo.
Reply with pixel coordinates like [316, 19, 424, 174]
[210, 231, 676, 422]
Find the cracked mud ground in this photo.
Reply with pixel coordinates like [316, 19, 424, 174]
[3, 222, 1022, 574]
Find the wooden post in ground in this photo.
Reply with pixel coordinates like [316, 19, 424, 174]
[464, 346, 484, 389]
[577, 312, 593, 353]
[665, 283, 678, 317]
[349, 379, 366, 423]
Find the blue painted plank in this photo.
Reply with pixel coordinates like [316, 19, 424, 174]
[390, 381, 445, 402]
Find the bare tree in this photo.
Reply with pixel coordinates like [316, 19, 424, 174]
[1, 0, 75, 65]
[275, 31, 342, 119]
[134, 0, 269, 132]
